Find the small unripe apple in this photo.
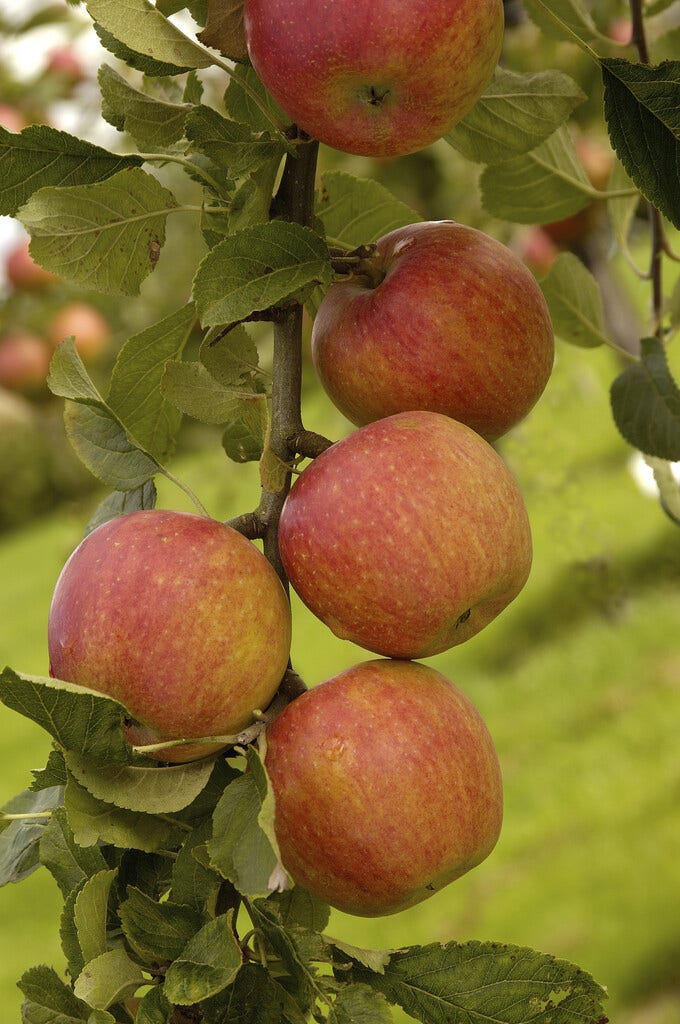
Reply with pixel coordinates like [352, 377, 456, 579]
[279, 411, 532, 659]
[47, 302, 111, 364]
[48, 510, 292, 762]
[243, 0, 504, 157]
[312, 221, 554, 440]
[5, 241, 58, 292]
[0, 332, 51, 395]
[265, 659, 503, 916]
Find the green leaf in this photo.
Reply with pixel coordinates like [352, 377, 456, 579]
[64, 775, 177, 852]
[607, 160, 642, 270]
[226, 156, 282, 233]
[224, 64, 289, 134]
[0, 124, 142, 217]
[0, 668, 132, 765]
[601, 58, 680, 229]
[170, 819, 222, 913]
[94, 22, 193, 76]
[348, 940, 608, 1024]
[61, 880, 87, 981]
[201, 325, 260, 385]
[132, 986, 173, 1024]
[20, 168, 178, 295]
[480, 126, 595, 224]
[73, 948, 146, 1009]
[65, 752, 216, 814]
[207, 758, 278, 898]
[193, 220, 332, 328]
[539, 253, 609, 348]
[31, 749, 69, 791]
[316, 171, 422, 249]
[162, 359, 259, 424]
[74, 869, 118, 965]
[327, 938, 392, 976]
[446, 68, 586, 164]
[222, 400, 268, 463]
[85, 0, 213, 70]
[610, 336, 680, 459]
[99, 63, 193, 149]
[197, 0, 247, 62]
[522, 0, 603, 42]
[64, 402, 160, 491]
[84, 481, 158, 536]
[248, 899, 327, 1008]
[206, 963, 286, 1024]
[18, 964, 92, 1024]
[39, 806, 108, 897]
[329, 984, 393, 1024]
[186, 105, 284, 177]
[163, 910, 243, 1005]
[119, 885, 204, 964]
[0, 786, 62, 886]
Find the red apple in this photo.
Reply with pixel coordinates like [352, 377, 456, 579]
[0, 332, 51, 395]
[48, 509, 292, 762]
[0, 104, 27, 133]
[47, 302, 111, 364]
[45, 46, 86, 84]
[265, 659, 503, 916]
[312, 221, 554, 440]
[5, 240, 58, 291]
[608, 18, 632, 45]
[514, 227, 559, 276]
[279, 411, 532, 659]
[243, 0, 504, 157]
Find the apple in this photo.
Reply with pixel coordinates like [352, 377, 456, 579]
[5, 240, 58, 291]
[47, 302, 111, 364]
[279, 410, 532, 659]
[312, 221, 554, 440]
[45, 46, 86, 84]
[265, 658, 503, 916]
[514, 226, 559, 276]
[243, 0, 504, 157]
[0, 332, 51, 395]
[48, 509, 292, 762]
[0, 104, 27, 133]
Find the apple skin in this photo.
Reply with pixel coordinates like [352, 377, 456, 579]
[265, 659, 503, 917]
[5, 241, 58, 292]
[0, 332, 51, 395]
[48, 510, 292, 762]
[278, 411, 532, 659]
[243, 0, 504, 157]
[47, 302, 111, 364]
[312, 222, 554, 440]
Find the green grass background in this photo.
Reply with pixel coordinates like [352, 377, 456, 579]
[1, 334, 680, 1023]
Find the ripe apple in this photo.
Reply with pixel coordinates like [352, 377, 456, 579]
[0, 332, 51, 395]
[243, 0, 504, 157]
[0, 104, 27, 133]
[514, 226, 559, 277]
[5, 240, 58, 291]
[47, 302, 111, 364]
[312, 221, 554, 440]
[265, 658, 503, 916]
[278, 410, 532, 659]
[45, 46, 86, 84]
[48, 509, 292, 762]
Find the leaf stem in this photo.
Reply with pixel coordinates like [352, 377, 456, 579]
[137, 153, 227, 195]
[0, 811, 52, 821]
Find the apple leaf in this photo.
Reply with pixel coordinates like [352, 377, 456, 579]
[539, 253, 610, 349]
[601, 58, 680, 230]
[316, 171, 423, 249]
[610, 336, 680, 460]
[248, 899, 329, 1004]
[73, 868, 118, 966]
[446, 68, 586, 164]
[329, 983, 393, 1024]
[73, 947, 146, 1009]
[107, 302, 197, 460]
[31, 750, 68, 792]
[93, 22, 194, 76]
[0, 787, 63, 887]
[345, 940, 608, 1024]
[326, 938, 392, 976]
[269, 887, 331, 935]
[607, 160, 643, 273]
[18, 964, 95, 1024]
[61, 880, 87, 982]
[19, 167, 178, 295]
[207, 756, 279, 898]
[212, 963, 287, 1024]
[163, 910, 243, 1005]
[118, 886, 204, 965]
[224, 64, 290, 135]
[522, 0, 604, 42]
[85, 482, 158, 536]
[198, 0, 246, 61]
[162, 359, 262, 425]
[64, 774, 178, 852]
[64, 752, 216, 815]
[193, 220, 332, 328]
[170, 820, 222, 914]
[0, 668, 132, 765]
[64, 402, 161, 491]
[132, 986, 174, 1024]
[85, 0, 212, 70]
[480, 126, 594, 224]
[98, 63, 193, 149]
[185, 105, 284, 178]
[222, 399, 268, 463]
[0, 124, 142, 217]
[200, 325, 260, 385]
[226, 156, 283, 236]
[39, 806, 107, 898]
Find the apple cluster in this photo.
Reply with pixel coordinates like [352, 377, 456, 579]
[47, 0, 556, 920]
